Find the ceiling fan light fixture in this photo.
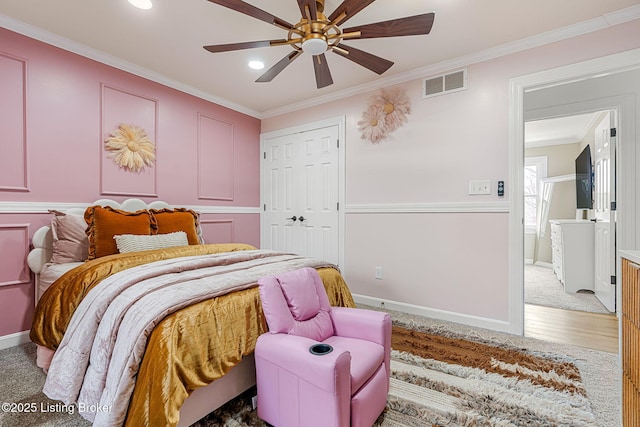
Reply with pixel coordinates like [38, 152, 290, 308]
[248, 60, 265, 70]
[302, 38, 328, 56]
[128, 0, 152, 9]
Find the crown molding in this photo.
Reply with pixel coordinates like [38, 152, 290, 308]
[604, 3, 640, 25]
[0, 14, 262, 119]
[2, 4, 639, 120]
[261, 5, 640, 119]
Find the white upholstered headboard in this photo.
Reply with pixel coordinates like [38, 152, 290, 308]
[27, 198, 171, 275]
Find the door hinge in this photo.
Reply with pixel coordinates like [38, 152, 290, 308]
[337, 139, 339, 148]
[263, 152, 266, 159]
[611, 275, 616, 285]
[610, 128, 617, 138]
[336, 202, 339, 211]
[263, 204, 266, 211]
[611, 201, 616, 211]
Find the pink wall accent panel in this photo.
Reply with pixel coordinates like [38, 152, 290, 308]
[0, 52, 28, 191]
[0, 27, 261, 338]
[201, 219, 234, 243]
[101, 85, 158, 196]
[199, 214, 260, 248]
[198, 114, 234, 200]
[0, 224, 31, 287]
[0, 284, 34, 336]
[0, 27, 260, 205]
[0, 214, 60, 337]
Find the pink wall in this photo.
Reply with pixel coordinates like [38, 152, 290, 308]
[262, 20, 640, 328]
[0, 28, 261, 338]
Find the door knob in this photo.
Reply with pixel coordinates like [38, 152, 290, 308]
[298, 216, 305, 222]
[287, 216, 297, 221]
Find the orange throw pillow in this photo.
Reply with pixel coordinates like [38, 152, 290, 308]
[85, 205, 157, 259]
[150, 208, 201, 245]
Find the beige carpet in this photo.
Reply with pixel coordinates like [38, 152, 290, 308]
[524, 264, 611, 314]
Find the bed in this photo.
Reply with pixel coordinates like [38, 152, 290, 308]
[26, 198, 355, 427]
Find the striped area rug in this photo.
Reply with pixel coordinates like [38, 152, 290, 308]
[379, 325, 597, 426]
[197, 324, 598, 426]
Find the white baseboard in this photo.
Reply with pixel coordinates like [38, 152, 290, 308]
[352, 294, 513, 334]
[0, 331, 30, 350]
[533, 261, 553, 268]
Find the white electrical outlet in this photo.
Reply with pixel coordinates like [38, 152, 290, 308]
[469, 180, 491, 195]
[375, 267, 383, 280]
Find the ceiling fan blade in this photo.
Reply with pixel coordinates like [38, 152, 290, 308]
[297, 0, 318, 21]
[343, 13, 435, 39]
[313, 53, 333, 89]
[207, 0, 293, 29]
[203, 40, 283, 53]
[256, 50, 303, 82]
[328, 0, 376, 25]
[331, 43, 393, 75]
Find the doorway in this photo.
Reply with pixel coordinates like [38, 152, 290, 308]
[507, 49, 640, 337]
[523, 111, 613, 315]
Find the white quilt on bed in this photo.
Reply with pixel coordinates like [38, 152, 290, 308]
[42, 249, 334, 427]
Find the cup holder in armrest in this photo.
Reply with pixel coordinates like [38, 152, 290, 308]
[309, 343, 333, 356]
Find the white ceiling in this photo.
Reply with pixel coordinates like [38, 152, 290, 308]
[0, 0, 639, 117]
[525, 112, 605, 148]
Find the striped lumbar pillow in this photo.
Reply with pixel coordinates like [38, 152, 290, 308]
[114, 231, 188, 253]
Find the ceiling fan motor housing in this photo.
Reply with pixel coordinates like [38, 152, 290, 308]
[302, 36, 328, 55]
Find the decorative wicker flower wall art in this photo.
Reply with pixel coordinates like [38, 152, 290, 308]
[357, 87, 411, 144]
[104, 124, 156, 173]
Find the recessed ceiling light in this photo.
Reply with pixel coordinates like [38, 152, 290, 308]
[248, 60, 265, 70]
[128, 0, 152, 10]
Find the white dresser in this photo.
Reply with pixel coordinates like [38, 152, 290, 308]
[549, 220, 594, 293]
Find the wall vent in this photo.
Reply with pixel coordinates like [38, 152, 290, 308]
[422, 69, 467, 99]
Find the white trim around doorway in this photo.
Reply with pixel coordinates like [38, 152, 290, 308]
[508, 48, 640, 335]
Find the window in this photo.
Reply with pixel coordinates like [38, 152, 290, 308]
[524, 156, 548, 234]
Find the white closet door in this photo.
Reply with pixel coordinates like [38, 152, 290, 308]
[593, 111, 616, 312]
[263, 134, 299, 255]
[262, 124, 340, 265]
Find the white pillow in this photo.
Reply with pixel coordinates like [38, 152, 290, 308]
[114, 231, 189, 253]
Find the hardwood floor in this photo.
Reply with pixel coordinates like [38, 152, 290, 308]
[524, 303, 619, 353]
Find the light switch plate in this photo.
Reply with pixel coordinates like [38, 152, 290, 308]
[469, 180, 491, 195]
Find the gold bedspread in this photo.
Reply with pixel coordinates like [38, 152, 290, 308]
[29, 244, 355, 427]
[30, 243, 257, 349]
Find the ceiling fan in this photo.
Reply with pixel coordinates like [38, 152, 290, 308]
[203, 0, 435, 89]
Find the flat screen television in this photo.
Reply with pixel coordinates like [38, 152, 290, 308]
[575, 145, 593, 209]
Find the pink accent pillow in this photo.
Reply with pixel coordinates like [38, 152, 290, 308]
[49, 210, 89, 264]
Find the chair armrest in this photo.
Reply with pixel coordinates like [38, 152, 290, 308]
[330, 306, 391, 348]
[255, 333, 351, 393]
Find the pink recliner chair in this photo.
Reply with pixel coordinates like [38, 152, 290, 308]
[255, 267, 391, 427]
